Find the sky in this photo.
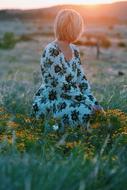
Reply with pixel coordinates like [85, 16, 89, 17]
[0, 0, 127, 10]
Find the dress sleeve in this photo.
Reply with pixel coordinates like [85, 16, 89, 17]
[40, 45, 54, 81]
[75, 46, 99, 107]
[40, 43, 62, 89]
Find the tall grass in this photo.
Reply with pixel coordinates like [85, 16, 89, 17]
[0, 140, 127, 190]
[0, 77, 127, 190]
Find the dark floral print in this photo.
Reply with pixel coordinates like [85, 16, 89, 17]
[57, 102, 67, 112]
[74, 49, 79, 58]
[41, 97, 47, 104]
[62, 83, 71, 92]
[44, 58, 54, 67]
[71, 82, 77, 89]
[51, 76, 59, 87]
[65, 73, 73, 82]
[35, 88, 42, 96]
[60, 93, 72, 99]
[82, 75, 87, 81]
[78, 82, 88, 93]
[74, 94, 86, 102]
[71, 110, 79, 121]
[63, 114, 70, 125]
[82, 114, 90, 123]
[49, 48, 60, 57]
[61, 62, 67, 74]
[41, 65, 45, 75]
[48, 90, 57, 101]
[42, 49, 46, 58]
[54, 65, 62, 73]
[88, 94, 94, 101]
[44, 75, 49, 84]
[32, 41, 100, 128]
[77, 68, 82, 77]
[95, 101, 99, 105]
[72, 62, 77, 72]
[70, 102, 78, 108]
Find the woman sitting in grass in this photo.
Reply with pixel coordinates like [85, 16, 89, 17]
[32, 8, 104, 129]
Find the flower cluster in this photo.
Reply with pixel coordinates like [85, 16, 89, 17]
[0, 106, 127, 154]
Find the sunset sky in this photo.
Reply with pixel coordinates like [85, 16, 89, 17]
[0, 0, 127, 10]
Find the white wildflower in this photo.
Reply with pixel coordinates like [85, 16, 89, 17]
[52, 124, 59, 131]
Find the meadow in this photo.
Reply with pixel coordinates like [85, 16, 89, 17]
[0, 17, 127, 190]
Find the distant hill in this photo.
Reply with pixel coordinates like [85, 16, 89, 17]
[0, 1, 127, 24]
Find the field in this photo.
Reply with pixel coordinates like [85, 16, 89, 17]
[0, 16, 127, 190]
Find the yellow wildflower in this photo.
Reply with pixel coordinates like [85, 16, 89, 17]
[66, 141, 78, 149]
[24, 117, 32, 123]
[0, 107, 5, 112]
[17, 142, 25, 151]
[7, 121, 19, 128]
[91, 122, 100, 129]
[0, 113, 11, 120]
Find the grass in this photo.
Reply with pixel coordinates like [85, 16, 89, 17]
[0, 31, 54, 50]
[0, 143, 127, 190]
[0, 32, 16, 49]
[0, 78, 127, 190]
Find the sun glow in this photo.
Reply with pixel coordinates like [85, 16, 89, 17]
[0, 0, 125, 10]
[72, 0, 112, 5]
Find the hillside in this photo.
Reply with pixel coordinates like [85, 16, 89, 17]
[0, 1, 127, 24]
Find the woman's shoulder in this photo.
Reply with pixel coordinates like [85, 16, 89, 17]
[45, 41, 57, 49]
[42, 41, 60, 57]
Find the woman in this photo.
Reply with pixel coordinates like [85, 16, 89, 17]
[32, 9, 103, 129]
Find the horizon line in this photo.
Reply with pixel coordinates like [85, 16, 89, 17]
[0, 1, 126, 11]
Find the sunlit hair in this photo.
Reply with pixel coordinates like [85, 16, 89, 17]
[54, 9, 84, 43]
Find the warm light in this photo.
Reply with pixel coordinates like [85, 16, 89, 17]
[71, 0, 112, 5]
[0, 0, 125, 10]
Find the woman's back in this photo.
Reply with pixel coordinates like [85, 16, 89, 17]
[32, 40, 99, 128]
[32, 8, 103, 129]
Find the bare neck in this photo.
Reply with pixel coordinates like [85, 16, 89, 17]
[54, 39, 71, 46]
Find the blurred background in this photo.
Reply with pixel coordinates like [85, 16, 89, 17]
[0, 0, 127, 112]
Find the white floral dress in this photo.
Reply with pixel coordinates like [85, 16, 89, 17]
[32, 41, 99, 128]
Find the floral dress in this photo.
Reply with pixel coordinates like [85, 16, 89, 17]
[32, 41, 99, 128]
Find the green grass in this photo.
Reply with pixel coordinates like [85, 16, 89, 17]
[0, 78, 127, 190]
[0, 32, 16, 49]
[0, 143, 127, 190]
